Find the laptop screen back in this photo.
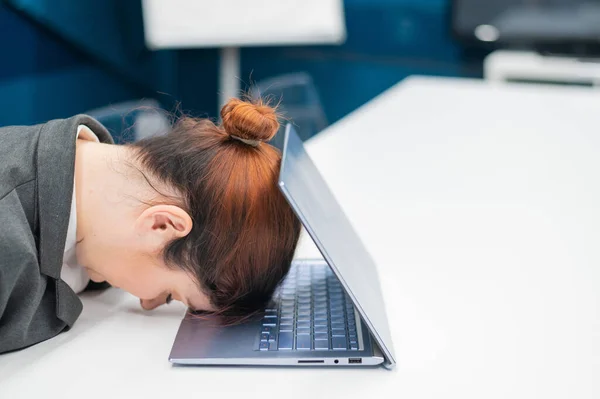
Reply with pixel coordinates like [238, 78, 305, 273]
[279, 124, 396, 366]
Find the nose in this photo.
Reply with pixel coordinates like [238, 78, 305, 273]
[139, 292, 170, 310]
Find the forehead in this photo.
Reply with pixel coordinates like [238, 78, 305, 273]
[177, 269, 214, 312]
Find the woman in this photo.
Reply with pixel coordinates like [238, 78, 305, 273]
[0, 98, 301, 354]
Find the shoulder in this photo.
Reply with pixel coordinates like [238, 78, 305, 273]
[0, 123, 42, 200]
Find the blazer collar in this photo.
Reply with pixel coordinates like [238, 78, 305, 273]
[36, 115, 113, 325]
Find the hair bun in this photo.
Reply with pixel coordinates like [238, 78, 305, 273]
[220, 98, 279, 144]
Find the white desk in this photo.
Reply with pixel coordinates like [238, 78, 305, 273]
[2, 77, 600, 398]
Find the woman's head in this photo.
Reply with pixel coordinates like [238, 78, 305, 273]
[76, 98, 301, 316]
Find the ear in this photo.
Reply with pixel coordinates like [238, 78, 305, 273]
[135, 205, 193, 251]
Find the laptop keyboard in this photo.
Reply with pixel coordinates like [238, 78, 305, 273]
[257, 263, 359, 351]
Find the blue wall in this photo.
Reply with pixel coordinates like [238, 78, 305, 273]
[0, 0, 484, 128]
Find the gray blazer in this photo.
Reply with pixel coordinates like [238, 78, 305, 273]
[0, 115, 113, 354]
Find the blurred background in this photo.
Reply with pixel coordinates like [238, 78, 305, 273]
[0, 0, 598, 143]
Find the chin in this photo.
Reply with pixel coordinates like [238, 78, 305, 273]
[86, 268, 106, 283]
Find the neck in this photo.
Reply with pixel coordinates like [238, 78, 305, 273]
[74, 141, 148, 261]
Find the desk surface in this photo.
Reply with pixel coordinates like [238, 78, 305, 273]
[2, 77, 600, 398]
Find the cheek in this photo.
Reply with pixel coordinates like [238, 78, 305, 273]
[109, 260, 168, 299]
[78, 238, 168, 299]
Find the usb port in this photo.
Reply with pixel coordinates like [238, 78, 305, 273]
[348, 358, 362, 364]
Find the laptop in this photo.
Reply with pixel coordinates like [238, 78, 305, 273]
[169, 124, 396, 368]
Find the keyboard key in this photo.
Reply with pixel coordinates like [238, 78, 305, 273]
[314, 325, 328, 333]
[280, 324, 293, 332]
[278, 332, 293, 350]
[349, 342, 358, 350]
[314, 320, 328, 328]
[261, 326, 273, 334]
[297, 328, 311, 335]
[331, 329, 346, 337]
[314, 340, 329, 350]
[280, 317, 293, 324]
[269, 341, 279, 351]
[330, 316, 345, 324]
[296, 334, 311, 350]
[260, 333, 270, 341]
[259, 342, 269, 351]
[297, 315, 311, 323]
[297, 321, 310, 329]
[331, 322, 345, 330]
[262, 319, 277, 327]
[314, 333, 328, 341]
[332, 336, 347, 350]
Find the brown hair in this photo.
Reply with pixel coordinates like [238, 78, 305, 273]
[130, 98, 301, 316]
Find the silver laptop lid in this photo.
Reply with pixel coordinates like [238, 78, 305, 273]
[279, 124, 396, 367]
